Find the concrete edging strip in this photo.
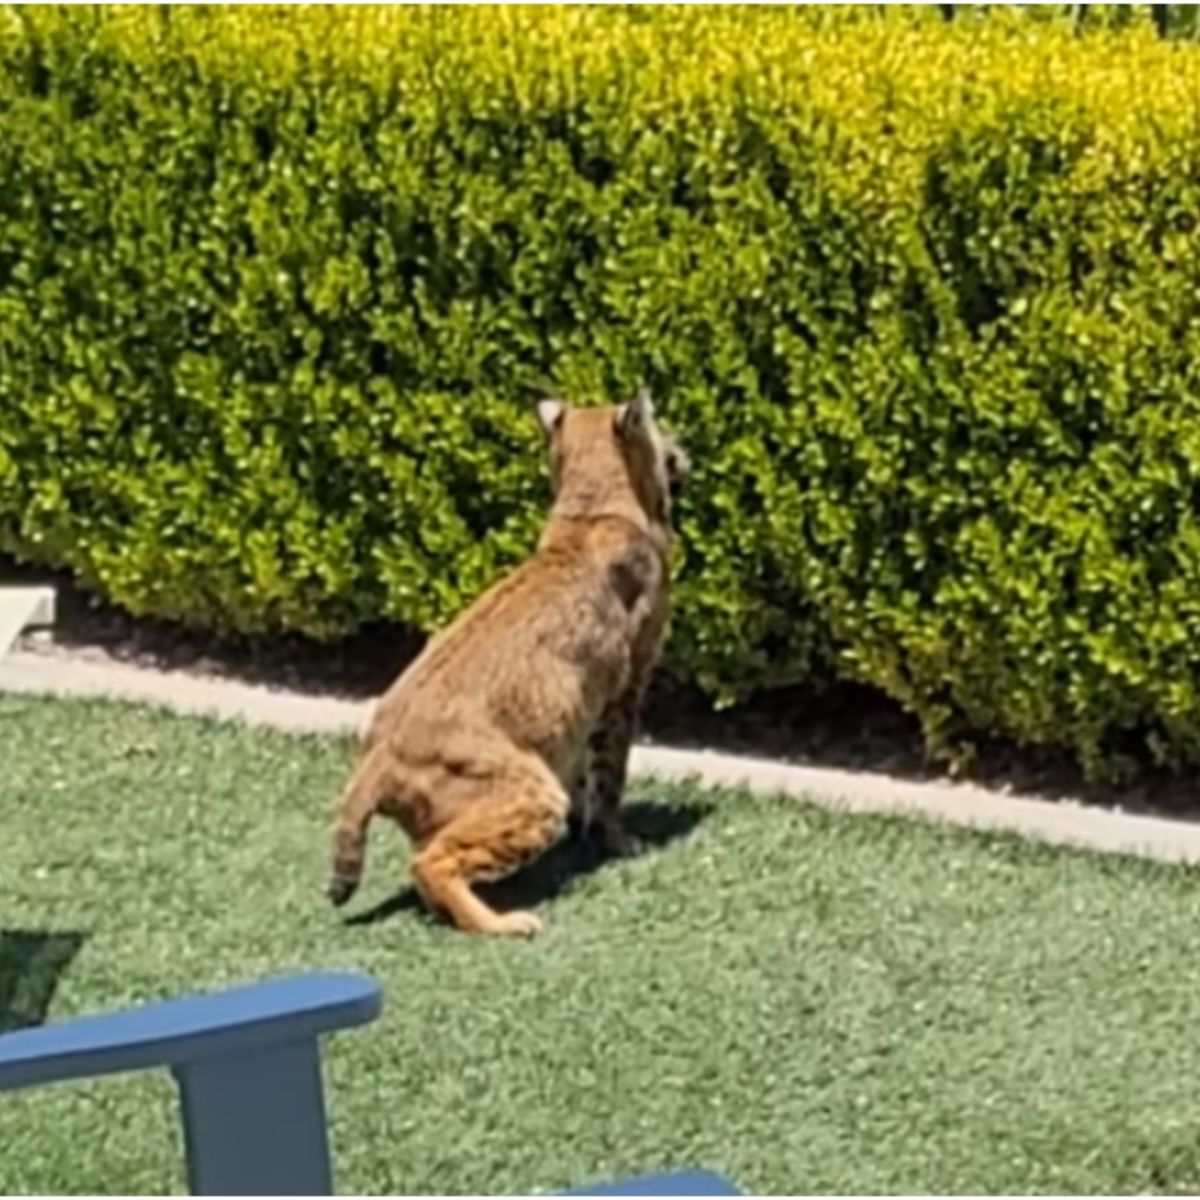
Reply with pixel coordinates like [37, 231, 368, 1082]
[628, 745, 1200, 866]
[0, 652, 367, 735]
[3, 648, 1200, 868]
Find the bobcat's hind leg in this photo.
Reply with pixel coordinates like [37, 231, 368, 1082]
[410, 762, 568, 937]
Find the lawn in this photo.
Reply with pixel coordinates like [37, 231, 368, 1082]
[3, 693, 1200, 1195]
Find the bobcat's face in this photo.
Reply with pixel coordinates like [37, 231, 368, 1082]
[659, 428, 690, 507]
[536, 388, 687, 525]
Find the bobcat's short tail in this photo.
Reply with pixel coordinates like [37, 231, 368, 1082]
[327, 751, 389, 907]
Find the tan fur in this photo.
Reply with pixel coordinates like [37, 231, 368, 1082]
[327, 390, 686, 937]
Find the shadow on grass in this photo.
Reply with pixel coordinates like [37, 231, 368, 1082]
[343, 797, 712, 929]
[0, 930, 87, 1032]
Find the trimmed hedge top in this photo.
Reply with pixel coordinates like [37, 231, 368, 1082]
[5, 6, 1200, 775]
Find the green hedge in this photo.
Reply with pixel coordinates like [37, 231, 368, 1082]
[4, 6, 1200, 775]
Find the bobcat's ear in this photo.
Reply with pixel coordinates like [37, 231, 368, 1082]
[617, 386, 654, 439]
[535, 397, 566, 439]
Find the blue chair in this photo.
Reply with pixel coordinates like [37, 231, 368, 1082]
[0, 972, 739, 1196]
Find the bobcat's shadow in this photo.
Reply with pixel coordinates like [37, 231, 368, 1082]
[343, 797, 711, 929]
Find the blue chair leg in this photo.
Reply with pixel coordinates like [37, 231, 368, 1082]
[173, 1038, 333, 1195]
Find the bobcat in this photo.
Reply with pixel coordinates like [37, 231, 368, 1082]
[327, 388, 687, 937]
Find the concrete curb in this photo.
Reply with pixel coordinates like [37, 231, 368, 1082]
[3, 646, 1200, 869]
[0, 652, 368, 735]
[629, 745, 1200, 866]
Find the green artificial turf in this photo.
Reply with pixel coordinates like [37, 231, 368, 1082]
[3, 692, 1200, 1194]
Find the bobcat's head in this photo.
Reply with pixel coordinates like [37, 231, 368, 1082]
[536, 387, 688, 529]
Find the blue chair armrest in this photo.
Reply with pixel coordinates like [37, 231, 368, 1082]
[0, 971, 381, 1092]
[564, 1170, 741, 1196]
